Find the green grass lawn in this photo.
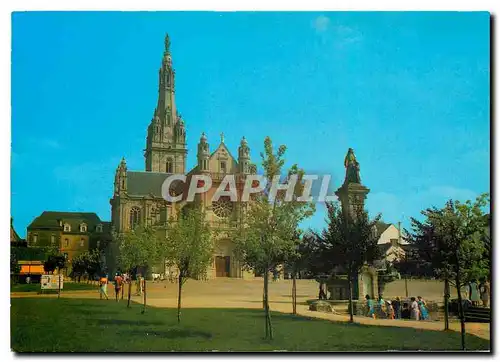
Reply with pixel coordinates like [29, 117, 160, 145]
[11, 298, 490, 352]
[11, 282, 99, 293]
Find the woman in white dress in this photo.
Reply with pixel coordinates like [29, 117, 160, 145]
[410, 297, 420, 321]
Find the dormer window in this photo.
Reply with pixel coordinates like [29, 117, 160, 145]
[80, 223, 87, 233]
[96, 224, 103, 233]
[32, 233, 38, 244]
[220, 161, 227, 173]
[63, 223, 71, 232]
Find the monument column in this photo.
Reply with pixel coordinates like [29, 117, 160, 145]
[335, 148, 372, 301]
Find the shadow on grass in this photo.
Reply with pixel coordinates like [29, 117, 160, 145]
[123, 328, 212, 339]
[242, 300, 308, 306]
[89, 319, 165, 327]
[71, 308, 122, 315]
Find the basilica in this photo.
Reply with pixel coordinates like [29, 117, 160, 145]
[109, 35, 254, 279]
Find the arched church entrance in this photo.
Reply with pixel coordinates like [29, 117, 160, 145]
[215, 256, 231, 277]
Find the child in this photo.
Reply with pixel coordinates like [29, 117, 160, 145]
[99, 275, 109, 300]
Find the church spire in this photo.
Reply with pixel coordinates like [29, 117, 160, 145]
[144, 34, 187, 173]
[164, 33, 171, 54]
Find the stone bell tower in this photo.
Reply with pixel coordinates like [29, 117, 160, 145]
[335, 148, 370, 218]
[144, 34, 187, 173]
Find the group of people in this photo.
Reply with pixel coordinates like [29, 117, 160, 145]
[467, 278, 490, 308]
[365, 294, 429, 321]
[98, 272, 146, 301]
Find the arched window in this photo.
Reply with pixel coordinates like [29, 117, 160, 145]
[63, 223, 71, 232]
[130, 207, 142, 230]
[96, 224, 103, 233]
[80, 223, 87, 233]
[166, 158, 173, 173]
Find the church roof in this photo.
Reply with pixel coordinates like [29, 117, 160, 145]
[27, 211, 103, 231]
[127, 171, 173, 198]
[374, 221, 391, 236]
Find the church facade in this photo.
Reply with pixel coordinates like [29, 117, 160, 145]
[109, 35, 254, 279]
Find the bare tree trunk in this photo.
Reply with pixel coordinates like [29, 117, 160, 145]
[141, 278, 147, 314]
[348, 273, 354, 323]
[177, 274, 183, 323]
[127, 278, 132, 308]
[58, 268, 61, 299]
[455, 275, 466, 350]
[444, 277, 450, 331]
[264, 271, 268, 338]
[455, 248, 466, 350]
[264, 269, 273, 339]
[292, 272, 297, 315]
[404, 275, 409, 297]
[265, 270, 274, 340]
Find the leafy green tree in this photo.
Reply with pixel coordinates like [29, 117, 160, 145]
[116, 226, 162, 310]
[10, 251, 21, 284]
[70, 254, 86, 282]
[314, 201, 381, 323]
[163, 204, 214, 323]
[234, 136, 315, 340]
[404, 193, 489, 349]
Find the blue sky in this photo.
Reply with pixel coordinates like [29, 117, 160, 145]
[11, 12, 490, 237]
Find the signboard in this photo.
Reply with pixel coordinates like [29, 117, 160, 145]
[41, 275, 64, 290]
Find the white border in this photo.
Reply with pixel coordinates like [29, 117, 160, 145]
[3, 2, 496, 361]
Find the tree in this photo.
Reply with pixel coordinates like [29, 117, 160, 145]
[85, 249, 104, 283]
[70, 254, 87, 282]
[163, 204, 214, 323]
[404, 193, 489, 350]
[116, 226, 162, 310]
[234, 137, 315, 339]
[10, 251, 21, 284]
[284, 231, 320, 314]
[315, 201, 381, 323]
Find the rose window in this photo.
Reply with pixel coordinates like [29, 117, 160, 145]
[212, 197, 233, 218]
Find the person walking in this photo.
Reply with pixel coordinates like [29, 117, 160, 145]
[469, 279, 481, 307]
[410, 297, 420, 321]
[392, 297, 401, 319]
[366, 295, 376, 319]
[378, 295, 386, 318]
[417, 296, 429, 320]
[135, 273, 142, 296]
[99, 275, 109, 300]
[479, 278, 490, 308]
[114, 273, 123, 302]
